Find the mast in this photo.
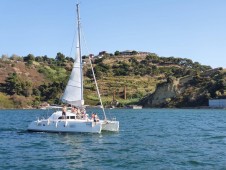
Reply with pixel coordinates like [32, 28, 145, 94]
[76, 4, 106, 120]
[76, 4, 83, 102]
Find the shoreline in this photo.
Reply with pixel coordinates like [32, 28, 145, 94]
[0, 106, 226, 110]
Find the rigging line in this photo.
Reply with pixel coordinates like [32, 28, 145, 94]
[79, 13, 107, 120]
[88, 55, 107, 120]
[79, 15, 92, 58]
[69, 4, 78, 58]
[80, 26, 91, 56]
[69, 22, 76, 58]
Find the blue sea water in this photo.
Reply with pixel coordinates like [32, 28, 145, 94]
[0, 108, 226, 170]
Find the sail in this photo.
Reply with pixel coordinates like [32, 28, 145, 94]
[61, 4, 83, 107]
[61, 41, 84, 106]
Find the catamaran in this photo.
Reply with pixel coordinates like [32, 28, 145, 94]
[27, 4, 119, 133]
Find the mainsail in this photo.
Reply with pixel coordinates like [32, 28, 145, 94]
[61, 4, 83, 106]
[61, 43, 84, 106]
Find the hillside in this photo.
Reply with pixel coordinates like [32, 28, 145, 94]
[0, 52, 225, 109]
[140, 68, 226, 107]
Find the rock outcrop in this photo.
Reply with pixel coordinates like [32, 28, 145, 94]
[140, 67, 226, 108]
[141, 78, 182, 107]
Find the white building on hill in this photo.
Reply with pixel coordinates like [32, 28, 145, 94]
[209, 99, 226, 108]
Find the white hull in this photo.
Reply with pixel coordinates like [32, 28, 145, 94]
[101, 120, 119, 132]
[28, 111, 102, 133]
[28, 119, 102, 133]
[27, 111, 119, 133]
[28, 119, 119, 133]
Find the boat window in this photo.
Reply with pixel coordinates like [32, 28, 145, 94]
[58, 116, 62, 119]
[67, 116, 70, 119]
[70, 116, 75, 119]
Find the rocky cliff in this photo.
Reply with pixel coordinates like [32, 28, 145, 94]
[140, 68, 226, 108]
[140, 78, 182, 107]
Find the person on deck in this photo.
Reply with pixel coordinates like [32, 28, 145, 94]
[74, 108, 81, 119]
[71, 106, 78, 114]
[62, 105, 67, 119]
[91, 113, 95, 122]
[80, 108, 86, 119]
[94, 113, 99, 122]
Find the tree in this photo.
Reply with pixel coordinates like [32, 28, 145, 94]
[10, 54, 23, 61]
[1, 54, 9, 61]
[129, 57, 139, 65]
[113, 62, 130, 76]
[43, 55, 49, 62]
[4, 73, 22, 95]
[55, 52, 65, 62]
[4, 73, 34, 97]
[132, 50, 138, 55]
[23, 54, 35, 62]
[66, 57, 74, 62]
[86, 69, 93, 79]
[38, 81, 65, 102]
[114, 51, 120, 56]
[21, 80, 33, 97]
[35, 56, 44, 62]
[33, 88, 41, 96]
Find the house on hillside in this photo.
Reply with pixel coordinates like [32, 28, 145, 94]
[120, 50, 134, 55]
[99, 51, 107, 56]
[138, 51, 151, 55]
[97, 51, 112, 58]
[120, 50, 151, 56]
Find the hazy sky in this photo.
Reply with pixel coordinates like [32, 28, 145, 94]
[1, 0, 226, 68]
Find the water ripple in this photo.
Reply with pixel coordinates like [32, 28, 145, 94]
[0, 109, 226, 169]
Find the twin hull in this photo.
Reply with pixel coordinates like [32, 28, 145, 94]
[27, 112, 119, 134]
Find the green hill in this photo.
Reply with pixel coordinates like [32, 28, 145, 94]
[0, 52, 225, 109]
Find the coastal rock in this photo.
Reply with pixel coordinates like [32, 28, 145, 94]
[141, 78, 182, 107]
[140, 67, 226, 108]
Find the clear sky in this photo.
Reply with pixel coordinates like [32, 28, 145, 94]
[0, 0, 226, 68]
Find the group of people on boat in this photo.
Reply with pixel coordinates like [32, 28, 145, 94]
[71, 106, 87, 119]
[61, 105, 99, 122]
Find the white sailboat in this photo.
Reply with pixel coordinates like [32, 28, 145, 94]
[27, 4, 119, 133]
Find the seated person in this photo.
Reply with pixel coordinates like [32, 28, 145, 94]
[62, 105, 67, 119]
[80, 108, 86, 119]
[94, 113, 99, 122]
[76, 108, 81, 119]
[91, 113, 95, 121]
[71, 106, 78, 114]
